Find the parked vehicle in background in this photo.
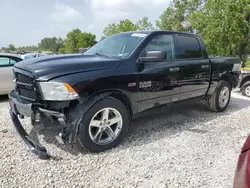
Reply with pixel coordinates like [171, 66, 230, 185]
[233, 135, 250, 188]
[21, 53, 46, 60]
[0, 53, 23, 95]
[238, 69, 250, 97]
[79, 48, 88, 53]
[9, 31, 241, 159]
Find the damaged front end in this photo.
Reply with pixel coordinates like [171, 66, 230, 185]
[9, 69, 79, 159]
[9, 89, 80, 160]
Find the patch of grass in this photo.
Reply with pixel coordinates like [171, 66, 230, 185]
[242, 59, 250, 71]
[245, 59, 250, 67]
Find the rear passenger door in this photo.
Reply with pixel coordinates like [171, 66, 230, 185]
[176, 34, 211, 98]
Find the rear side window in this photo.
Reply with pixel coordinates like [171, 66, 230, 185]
[177, 35, 202, 59]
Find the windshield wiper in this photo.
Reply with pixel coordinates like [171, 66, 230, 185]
[95, 53, 110, 58]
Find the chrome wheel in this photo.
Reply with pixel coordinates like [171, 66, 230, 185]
[218, 86, 230, 108]
[88, 107, 123, 145]
[245, 85, 250, 97]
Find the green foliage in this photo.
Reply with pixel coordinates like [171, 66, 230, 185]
[8, 44, 16, 51]
[17, 45, 38, 52]
[38, 37, 64, 53]
[58, 47, 65, 54]
[64, 29, 82, 53]
[156, 0, 204, 32]
[136, 17, 155, 31]
[102, 17, 154, 37]
[189, 0, 250, 63]
[245, 59, 250, 67]
[77, 32, 97, 49]
[64, 29, 97, 53]
[103, 19, 137, 37]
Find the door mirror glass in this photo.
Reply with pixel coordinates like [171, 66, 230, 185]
[139, 51, 167, 63]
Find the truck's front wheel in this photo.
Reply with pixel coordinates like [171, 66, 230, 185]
[77, 97, 129, 152]
[207, 80, 231, 112]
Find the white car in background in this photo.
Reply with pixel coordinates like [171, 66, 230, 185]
[0, 53, 23, 95]
[21, 53, 46, 60]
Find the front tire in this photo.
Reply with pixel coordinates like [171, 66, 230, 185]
[242, 84, 250, 97]
[207, 80, 231, 112]
[77, 97, 129, 152]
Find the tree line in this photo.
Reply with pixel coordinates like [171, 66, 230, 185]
[4, 0, 250, 66]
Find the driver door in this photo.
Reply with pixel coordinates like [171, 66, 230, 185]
[137, 34, 182, 112]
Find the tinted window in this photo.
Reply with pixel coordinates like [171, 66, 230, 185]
[0, 57, 17, 66]
[143, 35, 176, 59]
[177, 35, 202, 58]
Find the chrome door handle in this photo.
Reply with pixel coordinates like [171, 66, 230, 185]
[169, 67, 180, 72]
[201, 65, 209, 69]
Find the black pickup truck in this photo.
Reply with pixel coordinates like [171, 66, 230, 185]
[9, 31, 241, 159]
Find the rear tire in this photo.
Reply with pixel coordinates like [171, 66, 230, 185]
[77, 97, 129, 153]
[242, 84, 250, 97]
[207, 80, 231, 112]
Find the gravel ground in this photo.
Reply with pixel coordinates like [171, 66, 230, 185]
[1, 91, 250, 188]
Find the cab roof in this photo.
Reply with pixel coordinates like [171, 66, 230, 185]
[116, 30, 199, 37]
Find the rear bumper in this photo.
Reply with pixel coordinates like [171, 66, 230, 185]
[8, 90, 66, 159]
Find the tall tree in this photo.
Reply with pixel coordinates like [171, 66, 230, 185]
[189, 0, 250, 63]
[8, 44, 16, 51]
[136, 17, 155, 31]
[64, 29, 82, 53]
[103, 19, 137, 37]
[156, 0, 204, 32]
[77, 32, 97, 49]
[103, 23, 120, 37]
[54, 37, 65, 52]
[64, 29, 97, 53]
[38, 37, 64, 52]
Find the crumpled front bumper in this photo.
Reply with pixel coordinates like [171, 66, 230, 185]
[8, 90, 58, 160]
[9, 111, 51, 159]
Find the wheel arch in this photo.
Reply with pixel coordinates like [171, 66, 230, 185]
[219, 73, 234, 89]
[66, 89, 134, 143]
[88, 90, 134, 120]
[207, 72, 234, 97]
[240, 76, 250, 88]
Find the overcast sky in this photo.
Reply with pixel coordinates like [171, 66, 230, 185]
[1, 0, 171, 47]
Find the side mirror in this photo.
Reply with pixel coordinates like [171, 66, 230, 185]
[139, 51, 167, 63]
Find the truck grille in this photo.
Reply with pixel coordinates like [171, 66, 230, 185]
[16, 73, 33, 84]
[14, 72, 37, 101]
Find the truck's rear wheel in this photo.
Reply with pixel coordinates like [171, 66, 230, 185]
[207, 80, 231, 112]
[242, 84, 250, 97]
[77, 97, 129, 152]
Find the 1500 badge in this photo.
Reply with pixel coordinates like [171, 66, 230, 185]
[139, 81, 152, 88]
[128, 81, 152, 88]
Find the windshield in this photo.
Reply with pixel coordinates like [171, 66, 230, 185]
[84, 32, 147, 58]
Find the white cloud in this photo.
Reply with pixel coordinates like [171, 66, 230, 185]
[47, 0, 171, 41]
[50, 1, 83, 23]
[88, 0, 171, 39]
[90, 0, 169, 20]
